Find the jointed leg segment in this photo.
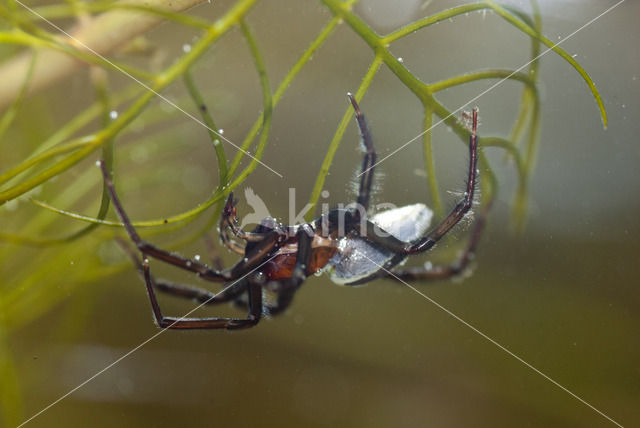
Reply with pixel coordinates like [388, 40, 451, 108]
[101, 161, 264, 330]
[348, 93, 376, 213]
[142, 260, 262, 330]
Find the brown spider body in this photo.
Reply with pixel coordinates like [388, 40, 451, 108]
[259, 233, 338, 281]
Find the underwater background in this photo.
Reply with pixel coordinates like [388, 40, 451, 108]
[1, 0, 638, 426]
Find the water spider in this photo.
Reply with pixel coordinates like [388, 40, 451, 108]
[101, 94, 485, 330]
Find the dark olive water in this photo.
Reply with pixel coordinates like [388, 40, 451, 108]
[2, 1, 639, 427]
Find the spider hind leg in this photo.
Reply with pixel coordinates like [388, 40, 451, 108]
[142, 259, 263, 330]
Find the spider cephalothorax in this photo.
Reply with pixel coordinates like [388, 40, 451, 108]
[101, 94, 485, 330]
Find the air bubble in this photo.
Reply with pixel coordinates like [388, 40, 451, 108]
[109, 110, 118, 120]
[194, 254, 201, 261]
[182, 44, 192, 53]
[218, 128, 224, 135]
[397, 57, 403, 63]
[321, 190, 330, 199]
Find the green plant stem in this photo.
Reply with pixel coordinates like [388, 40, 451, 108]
[0, 0, 211, 110]
[507, 0, 541, 149]
[0, 50, 36, 140]
[227, 14, 342, 178]
[322, 0, 487, 148]
[226, 19, 272, 192]
[23, 1, 212, 29]
[483, 0, 606, 128]
[23, 11, 341, 230]
[27, 10, 274, 231]
[0, 0, 258, 205]
[44, 68, 115, 243]
[384, 3, 488, 43]
[0, 29, 155, 82]
[422, 107, 442, 218]
[183, 70, 228, 185]
[430, 69, 536, 93]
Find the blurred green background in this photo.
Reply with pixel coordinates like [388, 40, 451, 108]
[1, 0, 638, 427]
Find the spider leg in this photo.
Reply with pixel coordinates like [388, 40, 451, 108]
[358, 109, 480, 255]
[201, 233, 225, 270]
[233, 224, 313, 316]
[100, 160, 232, 282]
[268, 224, 313, 315]
[230, 283, 296, 316]
[153, 279, 246, 304]
[388, 200, 490, 281]
[220, 193, 268, 242]
[265, 286, 297, 316]
[218, 222, 245, 255]
[404, 108, 479, 254]
[290, 224, 314, 285]
[116, 237, 245, 304]
[142, 259, 262, 330]
[348, 93, 376, 213]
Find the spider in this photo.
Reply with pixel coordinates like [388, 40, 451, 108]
[100, 94, 485, 330]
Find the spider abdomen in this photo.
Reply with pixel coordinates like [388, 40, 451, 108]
[261, 234, 338, 280]
[329, 204, 433, 285]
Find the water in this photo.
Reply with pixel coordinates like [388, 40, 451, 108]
[3, 1, 638, 427]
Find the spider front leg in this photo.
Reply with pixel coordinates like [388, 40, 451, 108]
[218, 194, 245, 255]
[116, 237, 246, 305]
[100, 160, 232, 282]
[220, 193, 267, 243]
[218, 192, 278, 254]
